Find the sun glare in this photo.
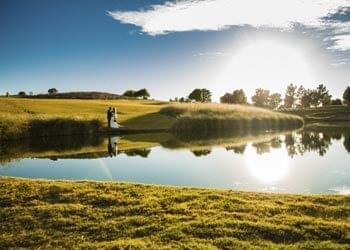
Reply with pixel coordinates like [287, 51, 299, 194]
[244, 144, 290, 184]
[218, 37, 314, 97]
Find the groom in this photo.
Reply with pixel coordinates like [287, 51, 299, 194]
[107, 107, 112, 128]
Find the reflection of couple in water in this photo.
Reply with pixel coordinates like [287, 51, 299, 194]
[108, 136, 120, 157]
[107, 107, 120, 129]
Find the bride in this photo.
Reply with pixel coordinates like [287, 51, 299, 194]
[110, 107, 120, 128]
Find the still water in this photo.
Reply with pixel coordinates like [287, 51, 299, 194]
[1, 127, 349, 194]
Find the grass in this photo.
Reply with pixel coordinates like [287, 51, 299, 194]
[0, 177, 349, 249]
[0, 98, 304, 139]
[161, 103, 304, 132]
[285, 105, 350, 123]
[0, 98, 174, 140]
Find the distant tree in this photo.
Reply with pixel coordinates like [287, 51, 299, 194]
[284, 84, 298, 108]
[315, 84, 332, 106]
[188, 88, 211, 102]
[330, 99, 342, 105]
[134, 88, 150, 99]
[343, 86, 350, 106]
[220, 93, 234, 104]
[232, 89, 247, 104]
[123, 90, 136, 97]
[296, 86, 313, 108]
[5, 92, 9, 97]
[48, 88, 58, 95]
[251, 88, 270, 108]
[179, 97, 185, 102]
[220, 89, 247, 104]
[18, 91, 26, 97]
[268, 93, 282, 109]
[29, 91, 33, 96]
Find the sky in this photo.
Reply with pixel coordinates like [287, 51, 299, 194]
[0, 0, 349, 101]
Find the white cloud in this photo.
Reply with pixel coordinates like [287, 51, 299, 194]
[108, 0, 348, 32]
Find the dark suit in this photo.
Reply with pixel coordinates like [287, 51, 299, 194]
[107, 109, 112, 128]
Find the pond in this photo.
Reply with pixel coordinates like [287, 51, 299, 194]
[1, 127, 349, 194]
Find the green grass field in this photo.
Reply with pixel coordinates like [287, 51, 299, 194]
[285, 105, 350, 123]
[0, 98, 303, 139]
[0, 177, 349, 249]
[0, 98, 174, 140]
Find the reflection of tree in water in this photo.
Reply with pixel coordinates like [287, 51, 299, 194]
[124, 149, 151, 158]
[252, 137, 283, 155]
[191, 149, 212, 157]
[344, 131, 350, 153]
[226, 144, 246, 154]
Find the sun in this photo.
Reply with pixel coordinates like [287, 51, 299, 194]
[217, 37, 314, 98]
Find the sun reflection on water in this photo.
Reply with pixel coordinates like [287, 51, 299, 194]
[244, 144, 290, 184]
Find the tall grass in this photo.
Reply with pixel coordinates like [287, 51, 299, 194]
[161, 103, 304, 132]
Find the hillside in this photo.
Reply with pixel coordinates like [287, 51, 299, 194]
[286, 105, 350, 123]
[25, 91, 125, 100]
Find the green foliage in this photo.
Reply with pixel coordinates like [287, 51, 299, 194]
[0, 177, 349, 249]
[220, 89, 247, 104]
[188, 88, 212, 103]
[123, 89, 151, 99]
[331, 99, 342, 106]
[268, 93, 282, 109]
[18, 91, 26, 97]
[284, 84, 298, 108]
[48, 88, 58, 95]
[251, 88, 270, 107]
[343, 86, 350, 105]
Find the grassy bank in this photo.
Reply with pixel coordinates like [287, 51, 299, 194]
[0, 98, 173, 140]
[285, 105, 350, 123]
[161, 103, 304, 132]
[0, 177, 349, 249]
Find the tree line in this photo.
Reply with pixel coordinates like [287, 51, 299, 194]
[171, 85, 350, 109]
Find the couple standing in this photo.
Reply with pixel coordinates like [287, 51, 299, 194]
[107, 107, 120, 129]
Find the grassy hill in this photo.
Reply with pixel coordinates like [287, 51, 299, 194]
[0, 177, 349, 249]
[0, 98, 303, 140]
[286, 105, 350, 123]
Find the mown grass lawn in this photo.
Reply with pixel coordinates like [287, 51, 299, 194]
[0, 177, 349, 249]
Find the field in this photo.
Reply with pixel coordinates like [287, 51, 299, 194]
[0, 177, 349, 249]
[0, 98, 174, 140]
[285, 105, 350, 123]
[0, 98, 303, 139]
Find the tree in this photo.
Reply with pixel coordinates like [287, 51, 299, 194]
[18, 91, 26, 96]
[330, 99, 342, 105]
[296, 86, 313, 108]
[343, 86, 350, 106]
[232, 89, 247, 104]
[315, 84, 331, 106]
[5, 92, 9, 97]
[123, 90, 136, 97]
[134, 88, 150, 99]
[268, 93, 282, 109]
[188, 88, 211, 102]
[220, 89, 247, 104]
[220, 93, 234, 104]
[284, 84, 297, 108]
[251, 88, 270, 108]
[179, 97, 185, 102]
[48, 88, 58, 95]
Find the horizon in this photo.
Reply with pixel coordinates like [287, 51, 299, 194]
[1, 0, 349, 101]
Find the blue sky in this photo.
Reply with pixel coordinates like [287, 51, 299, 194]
[0, 0, 349, 101]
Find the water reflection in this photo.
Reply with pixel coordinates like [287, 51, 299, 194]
[0, 127, 349, 194]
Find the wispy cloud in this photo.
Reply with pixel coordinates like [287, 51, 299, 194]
[108, 0, 350, 51]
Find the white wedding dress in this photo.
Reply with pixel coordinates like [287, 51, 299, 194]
[109, 111, 120, 128]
